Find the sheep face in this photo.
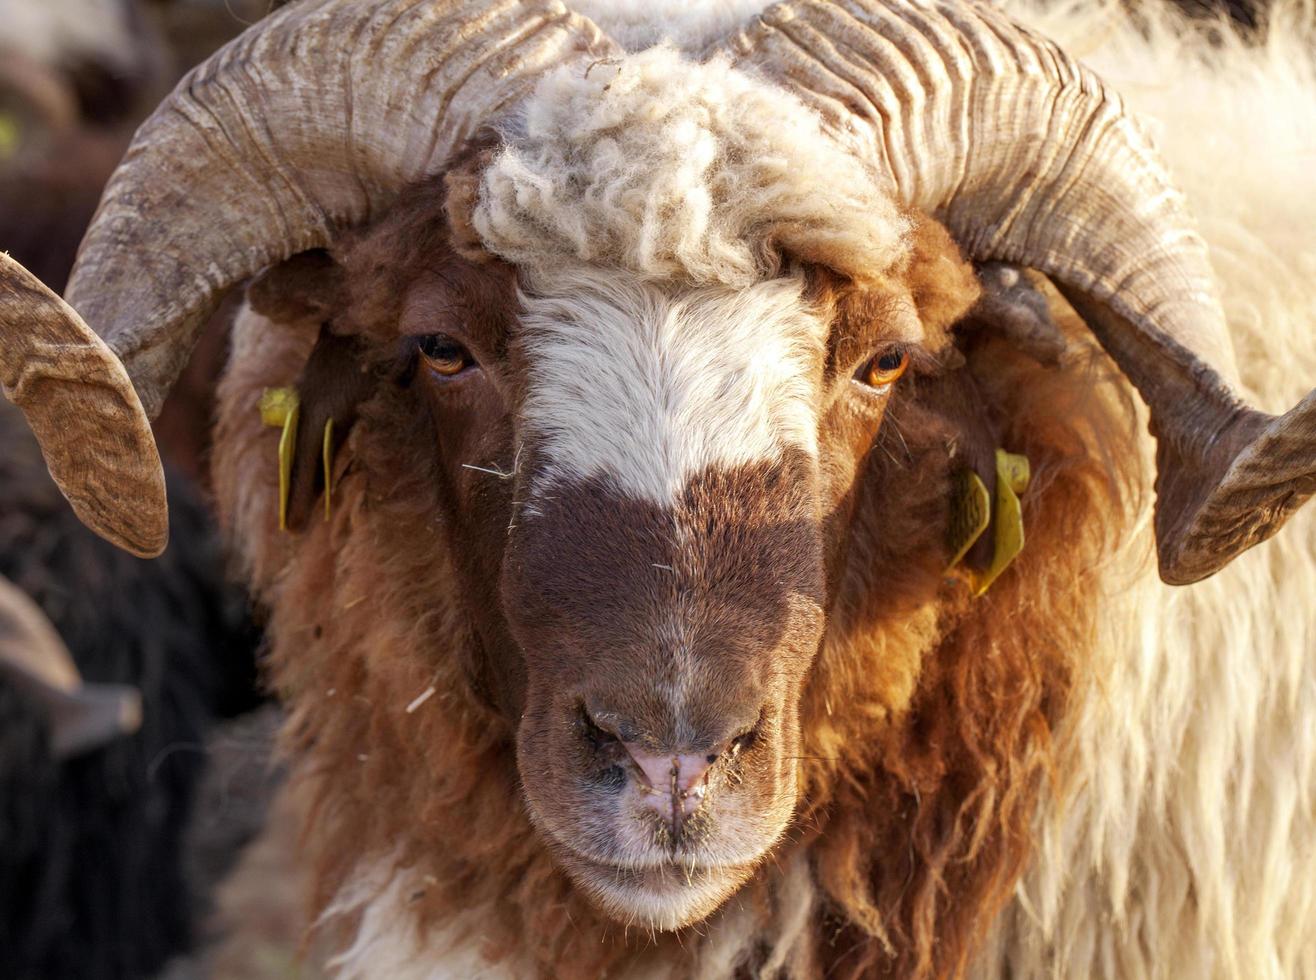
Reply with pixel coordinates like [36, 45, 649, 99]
[502, 268, 832, 929]
[233, 166, 978, 932]
[493, 252, 965, 928]
[444, 52, 939, 927]
[222, 52, 984, 933]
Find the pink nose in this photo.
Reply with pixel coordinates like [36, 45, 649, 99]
[624, 744, 719, 821]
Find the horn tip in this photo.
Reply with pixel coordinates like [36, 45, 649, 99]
[1155, 389, 1316, 585]
[101, 515, 170, 561]
[58, 461, 170, 559]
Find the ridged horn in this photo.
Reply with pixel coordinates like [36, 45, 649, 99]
[20, 0, 615, 554]
[0, 251, 166, 557]
[717, 0, 1316, 584]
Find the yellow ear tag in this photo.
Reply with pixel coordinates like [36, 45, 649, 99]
[972, 449, 1031, 596]
[258, 387, 300, 531]
[322, 417, 335, 523]
[0, 113, 20, 160]
[947, 469, 991, 570]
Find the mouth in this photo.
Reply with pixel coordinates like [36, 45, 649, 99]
[515, 692, 803, 929]
[521, 768, 791, 929]
[555, 846, 761, 930]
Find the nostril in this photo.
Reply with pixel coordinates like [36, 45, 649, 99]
[727, 711, 763, 758]
[577, 703, 621, 750]
[622, 744, 724, 825]
[729, 727, 755, 758]
[575, 701, 768, 823]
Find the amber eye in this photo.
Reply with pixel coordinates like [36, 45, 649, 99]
[860, 346, 910, 389]
[417, 334, 475, 377]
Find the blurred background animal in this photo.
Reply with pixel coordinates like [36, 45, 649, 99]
[0, 3, 274, 977]
[0, 0, 272, 487]
[0, 400, 262, 980]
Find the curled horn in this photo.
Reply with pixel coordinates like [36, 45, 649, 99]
[6, 0, 617, 554]
[719, 0, 1316, 584]
[0, 252, 166, 557]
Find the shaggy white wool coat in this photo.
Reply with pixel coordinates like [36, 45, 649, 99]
[975, 3, 1316, 977]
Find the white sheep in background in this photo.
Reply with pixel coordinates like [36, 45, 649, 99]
[978, 2, 1316, 976]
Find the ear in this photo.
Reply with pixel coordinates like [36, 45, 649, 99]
[892, 214, 996, 569]
[927, 281, 1058, 590]
[911, 369, 1001, 574]
[248, 249, 347, 326]
[248, 251, 375, 532]
[283, 326, 376, 532]
[884, 214, 1058, 591]
[960, 262, 1068, 367]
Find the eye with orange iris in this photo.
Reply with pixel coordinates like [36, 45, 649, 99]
[417, 333, 475, 378]
[860, 346, 910, 390]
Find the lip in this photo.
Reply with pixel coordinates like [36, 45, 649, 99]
[530, 805, 768, 882]
[563, 845, 757, 884]
[557, 846, 760, 930]
[535, 810, 777, 872]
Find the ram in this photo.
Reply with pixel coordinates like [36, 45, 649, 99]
[2, 0, 1314, 977]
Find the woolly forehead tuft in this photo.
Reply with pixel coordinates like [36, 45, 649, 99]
[472, 45, 911, 289]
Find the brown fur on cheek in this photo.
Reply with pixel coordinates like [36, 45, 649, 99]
[789, 215, 1136, 978]
[809, 212, 983, 600]
[801, 327, 1142, 980]
[414, 370, 526, 717]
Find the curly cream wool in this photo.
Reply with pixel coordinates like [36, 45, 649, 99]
[473, 45, 911, 287]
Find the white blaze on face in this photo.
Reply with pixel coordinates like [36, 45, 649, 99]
[471, 45, 912, 507]
[517, 266, 826, 506]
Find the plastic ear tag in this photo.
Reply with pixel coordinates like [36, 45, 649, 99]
[322, 417, 335, 523]
[259, 387, 300, 531]
[973, 449, 1031, 596]
[947, 469, 991, 570]
[0, 113, 19, 160]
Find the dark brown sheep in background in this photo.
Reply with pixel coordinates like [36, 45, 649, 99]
[0, 399, 261, 980]
[0, 6, 271, 977]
